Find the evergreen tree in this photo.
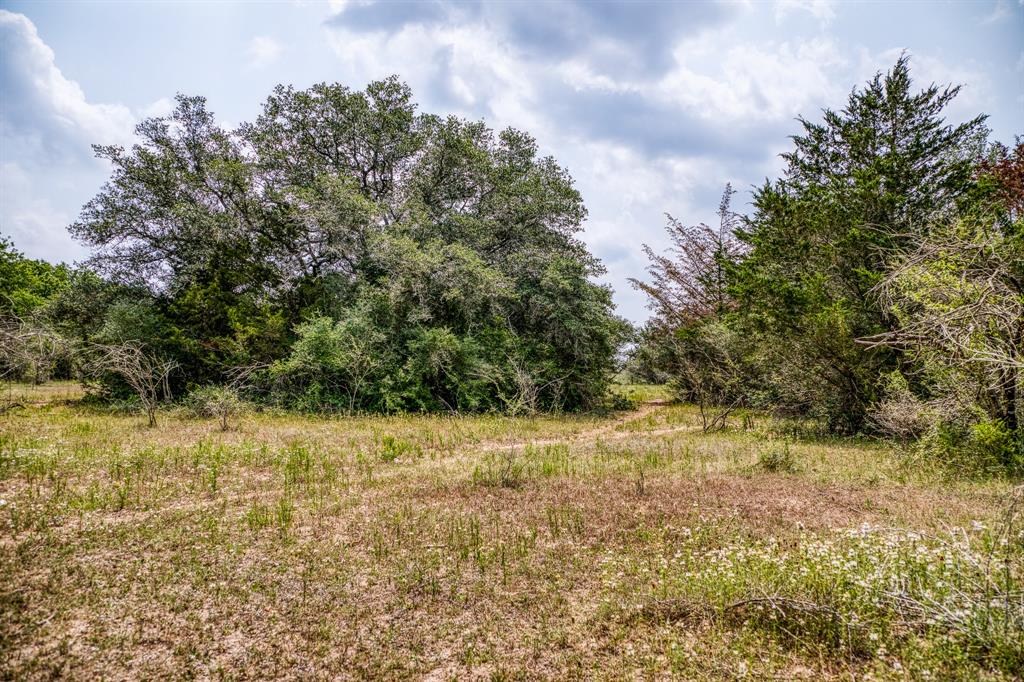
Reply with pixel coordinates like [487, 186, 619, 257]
[730, 55, 988, 432]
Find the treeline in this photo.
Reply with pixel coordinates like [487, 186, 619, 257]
[1, 78, 628, 415]
[629, 57, 1022, 473]
[3, 59, 1021, 472]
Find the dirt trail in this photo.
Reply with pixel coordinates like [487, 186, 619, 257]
[25, 400, 700, 533]
[469, 399, 694, 453]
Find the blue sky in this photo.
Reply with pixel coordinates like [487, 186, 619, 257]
[1, 0, 1021, 322]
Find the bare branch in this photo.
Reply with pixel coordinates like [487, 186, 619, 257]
[90, 341, 178, 427]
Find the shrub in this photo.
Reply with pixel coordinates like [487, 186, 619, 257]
[187, 385, 245, 431]
[869, 372, 935, 443]
[268, 314, 384, 413]
[88, 341, 177, 427]
[968, 421, 1022, 473]
[758, 441, 798, 473]
[919, 420, 1023, 478]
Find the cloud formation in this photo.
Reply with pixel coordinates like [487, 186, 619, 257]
[774, 0, 837, 25]
[0, 10, 136, 160]
[322, 2, 854, 167]
[330, 1, 733, 77]
[0, 10, 139, 262]
[1, 1, 1018, 320]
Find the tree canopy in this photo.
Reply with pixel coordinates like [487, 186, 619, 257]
[64, 77, 627, 412]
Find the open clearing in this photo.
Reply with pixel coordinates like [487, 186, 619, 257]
[1, 383, 1020, 680]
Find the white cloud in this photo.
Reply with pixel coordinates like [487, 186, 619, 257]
[774, 0, 837, 24]
[325, 10, 852, 137]
[0, 10, 138, 263]
[138, 97, 175, 119]
[0, 161, 88, 263]
[657, 36, 847, 122]
[247, 35, 283, 67]
[327, 0, 356, 12]
[0, 10, 136, 152]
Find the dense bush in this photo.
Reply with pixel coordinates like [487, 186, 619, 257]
[186, 385, 247, 431]
[55, 77, 626, 412]
[729, 56, 988, 434]
[0, 239, 71, 384]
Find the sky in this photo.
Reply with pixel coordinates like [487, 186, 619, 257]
[1, 0, 1021, 323]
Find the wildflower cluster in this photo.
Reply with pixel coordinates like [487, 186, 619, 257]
[601, 521, 1023, 675]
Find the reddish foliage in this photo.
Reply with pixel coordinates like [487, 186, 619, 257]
[978, 140, 1024, 219]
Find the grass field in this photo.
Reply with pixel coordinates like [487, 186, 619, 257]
[1, 382, 1021, 679]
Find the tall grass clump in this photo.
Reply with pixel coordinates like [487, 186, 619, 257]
[757, 441, 798, 473]
[472, 450, 525, 488]
[378, 435, 418, 463]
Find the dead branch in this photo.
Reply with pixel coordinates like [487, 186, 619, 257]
[90, 341, 178, 427]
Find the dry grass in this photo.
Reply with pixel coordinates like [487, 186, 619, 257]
[1, 380, 85, 405]
[1, 386, 1020, 680]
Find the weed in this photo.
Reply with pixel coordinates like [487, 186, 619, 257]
[634, 466, 646, 497]
[2, 392, 1018, 680]
[758, 441, 798, 473]
[379, 435, 418, 463]
[275, 495, 295, 535]
[605, 517, 1023, 675]
[282, 443, 313, 490]
[244, 502, 272, 532]
[525, 443, 573, 478]
[545, 505, 585, 540]
[472, 450, 525, 488]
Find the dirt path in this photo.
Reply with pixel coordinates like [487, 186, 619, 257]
[57, 400, 699, 532]
[469, 399, 694, 453]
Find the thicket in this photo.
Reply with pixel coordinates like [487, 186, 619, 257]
[630, 56, 1022, 472]
[1, 78, 627, 414]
